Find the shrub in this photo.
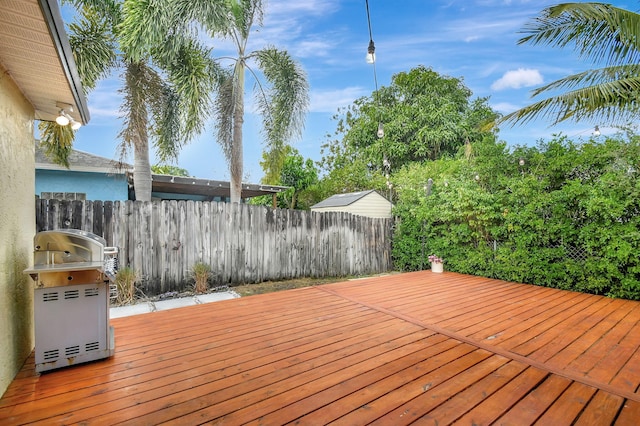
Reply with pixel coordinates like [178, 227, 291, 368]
[391, 134, 640, 300]
[115, 267, 136, 305]
[190, 262, 211, 294]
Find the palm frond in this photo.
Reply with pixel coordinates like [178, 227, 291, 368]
[500, 67, 640, 126]
[63, 0, 121, 27]
[156, 37, 218, 140]
[38, 121, 75, 167]
[519, 3, 640, 67]
[229, 0, 263, 40]
[67, 8, 117, 92]
[118, 61, 151, 156]
[214, 71, 236, 162]
[149, 81, 182, 162]
[254, 47, 309, 152]
[120, 0, 232, 62]
[119, 0, 178, 61]
[529, 64, 640, 95]
[502, 3, 640, 128]
[174, 0, 231, 35]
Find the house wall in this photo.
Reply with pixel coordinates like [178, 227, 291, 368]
[313, 192, 393, 219]
[151, 192, 229, 202]
[36, 169, 128, 201]
[0, 68, 36, 397]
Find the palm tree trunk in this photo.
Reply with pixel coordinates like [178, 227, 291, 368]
[230, 62, 245, 203]
[230, 104, 244, 203]
[134, 133, 152, 201]
[123, 61, 153, 202]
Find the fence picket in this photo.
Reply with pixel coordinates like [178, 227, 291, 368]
[35, 199, 393, 295]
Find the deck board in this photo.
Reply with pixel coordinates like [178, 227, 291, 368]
[2, 271, 640, 424]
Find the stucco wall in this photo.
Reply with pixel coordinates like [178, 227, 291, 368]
[0, 69, 36, 397]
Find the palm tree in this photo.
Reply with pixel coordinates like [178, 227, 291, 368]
[122, 0, 309, 203]
[500, 3, 640, 128]
[40, 0, 219, 201]
[217, 1, 309, 203]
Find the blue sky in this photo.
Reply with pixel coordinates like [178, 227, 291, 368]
[65, 0, 635, 182]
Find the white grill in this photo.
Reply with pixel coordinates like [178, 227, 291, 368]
[24, 229, 118, 373]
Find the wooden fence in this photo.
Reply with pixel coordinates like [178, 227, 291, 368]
[35, 199, 393, 295]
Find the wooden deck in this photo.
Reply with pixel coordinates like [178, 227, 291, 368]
[2, 271, 640, 425]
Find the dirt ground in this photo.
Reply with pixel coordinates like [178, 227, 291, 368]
[231, 276, 349, 297]
[132, 274, 396, 305]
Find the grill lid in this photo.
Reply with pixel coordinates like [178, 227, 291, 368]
[24, 229, 108, 275]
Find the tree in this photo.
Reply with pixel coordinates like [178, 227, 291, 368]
[122, 0, 309, 203]
[212, 1, 309, 203]
[321, 66, 498, 179]
[254, 147, 317, 209]
[500, 3, 640, 127]
[314, 136, 388, 204]
[390, 132, 640, 299]
[40, 0, 219, 201]
[278, 147, 318, 209]
[151, 164, 190, 177]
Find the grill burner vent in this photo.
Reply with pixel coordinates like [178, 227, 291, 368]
[42, 292, 58, 302]
[64, 289, 80, 299]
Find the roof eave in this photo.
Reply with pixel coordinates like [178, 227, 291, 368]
[38, 0, 90, 124]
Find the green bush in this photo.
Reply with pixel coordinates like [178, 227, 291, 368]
[392, 134, 640, 300]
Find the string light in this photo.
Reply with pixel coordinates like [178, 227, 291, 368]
[366, 0, 383, 140]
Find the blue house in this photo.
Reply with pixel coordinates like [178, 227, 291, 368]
[36, 146, 289, 203]
[36, 145, 130, 201]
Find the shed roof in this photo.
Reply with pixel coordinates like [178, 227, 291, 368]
[311, 190, 378, 209]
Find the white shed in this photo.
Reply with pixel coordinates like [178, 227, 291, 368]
[311, 190, 393, 219]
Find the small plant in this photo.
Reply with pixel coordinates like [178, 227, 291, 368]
[428, 255, 444, 264]
[191, 262, 211, 294]
[115, 267, 136, 305]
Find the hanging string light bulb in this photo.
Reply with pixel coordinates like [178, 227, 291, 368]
[366, 0, 383, 140]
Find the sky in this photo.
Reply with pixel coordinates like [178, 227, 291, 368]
[64, 0, 636, 183]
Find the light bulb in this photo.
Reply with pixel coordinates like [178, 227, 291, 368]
[366, 52, 376, 64]
[56, 111, 69, 126]
[367, 40, 376, 64]
[71, 120, 81, 130]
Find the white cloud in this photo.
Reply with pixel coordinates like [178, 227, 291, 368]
[491, 101, 521, 113]
[491, 68, 543, 90]
[292, 39, 334, 59]
[267, 0, 340, 18]
[310, 87, 368, 113]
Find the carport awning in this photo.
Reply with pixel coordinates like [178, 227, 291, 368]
[148, 174, 290, 199]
